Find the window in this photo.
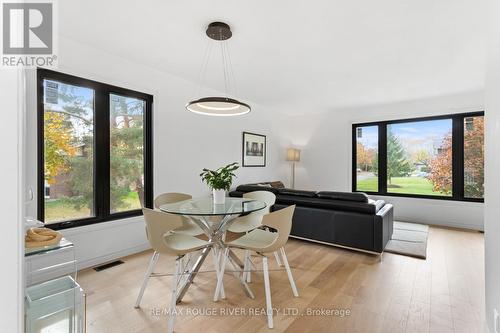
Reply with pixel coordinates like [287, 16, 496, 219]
[110, 94, 145, 213]
[41, 79, 95, 223]
[38, 69, 153, 229]
[354, 125, 379, 192]
[463, 116, 484, 198]
[352, 112, 484, 202]
[387, 119, 452, 197]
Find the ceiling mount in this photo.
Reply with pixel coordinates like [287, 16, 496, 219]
[206, 22, 232, 41]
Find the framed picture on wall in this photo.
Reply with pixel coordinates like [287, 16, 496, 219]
[242, 132, 266, 167]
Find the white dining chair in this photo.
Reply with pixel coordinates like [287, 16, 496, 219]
[215, 205, 299, 328]
[154, 192, 204, 236]
[227, 191, 282, 283]
[135, 208, 210, 333]
[154, 192, 208, 278]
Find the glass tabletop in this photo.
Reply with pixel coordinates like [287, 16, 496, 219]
[25, 238, 73, 257]
[159, 197, 267, 216]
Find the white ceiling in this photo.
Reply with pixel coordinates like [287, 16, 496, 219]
[59, 0, 486, 115]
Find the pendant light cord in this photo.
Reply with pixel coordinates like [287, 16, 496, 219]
[220, 38, 229, 98]
[224, 41, 238, 98]
[192, 23, 241, 104]
[196, 39, 213, 98]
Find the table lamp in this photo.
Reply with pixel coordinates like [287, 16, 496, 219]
[286, 148, 301, 189]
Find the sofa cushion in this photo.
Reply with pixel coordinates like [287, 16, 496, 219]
[269, 181, 285, 188]
[235, 184, 279, 194]
[276, 195, 379, 214]
[316, 191, 369, 203]
[228, 191, 245, 198]
[249, 181, 285, 188]
[277, 188, 317, 197]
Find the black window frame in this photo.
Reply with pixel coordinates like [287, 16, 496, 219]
[37, 68, 154, 229]
[352, 111, 484, 203]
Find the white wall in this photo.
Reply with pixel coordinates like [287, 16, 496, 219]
[484, 0, 500, 330]
[0, 70, 24, 331]
[25, 36, 291, 269]
[290, 91, 485, 230]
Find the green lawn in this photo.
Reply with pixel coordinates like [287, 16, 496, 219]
[357, 176, 451, 196]
[45, 199, 90, 223]
[356, 177, 378, 192]
[45, 191, 141, 224]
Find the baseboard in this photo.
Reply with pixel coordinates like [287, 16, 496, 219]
[76, 242, 151, 271]
[395, 216, 483, 231]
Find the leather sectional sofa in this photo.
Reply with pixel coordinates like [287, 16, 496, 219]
[229, 183, 394, 254]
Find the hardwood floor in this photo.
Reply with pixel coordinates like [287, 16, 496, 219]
[78, 226, 485, 333]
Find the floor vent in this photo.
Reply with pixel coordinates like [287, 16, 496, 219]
[93, 260, 125, 272]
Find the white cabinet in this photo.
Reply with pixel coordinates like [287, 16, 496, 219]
[25, 276, 85, 333]
[25, 238, 85, 333]
[25, 238, 76, 286]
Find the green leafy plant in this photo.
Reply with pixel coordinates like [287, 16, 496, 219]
[200, 162, 239, 191]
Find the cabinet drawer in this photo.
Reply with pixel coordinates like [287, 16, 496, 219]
[25, 246, 76, 286]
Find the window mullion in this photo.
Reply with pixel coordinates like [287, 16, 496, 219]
[352, 125, 357, 192]
[452, 116, 464, 200]
[94, 89, 110, 218]
[379, 123, 388, 194]
[37, 71, 45, 222]
[144, 96, 154, 208]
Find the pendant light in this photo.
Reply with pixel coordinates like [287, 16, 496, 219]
[186, 22, 251, 116]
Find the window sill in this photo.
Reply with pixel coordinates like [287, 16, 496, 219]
[357, 191, 484, 204]
[45, 210, 143, 231]
[57, 214, 145, 236]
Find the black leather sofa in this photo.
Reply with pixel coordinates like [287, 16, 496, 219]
[229, 184, 394, 254]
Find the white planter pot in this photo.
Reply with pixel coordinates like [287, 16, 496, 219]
[212, 189, 226, 204]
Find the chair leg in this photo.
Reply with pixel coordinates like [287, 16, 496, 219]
[168, 258, 181, 333]
[134, 251, 159, 308]
[242, 250, 248, 282]
[184, 252, 192, 271]
[242, 229, 253, 283]
[280, 247, 299, 297]
[274, 251, 283, 267]
[244, 250, 251, 283]
[214, 248, 229, 302]
[262, 256, 273, 328]
[181, 255, 187, 273]
[212, 248, 225, 299]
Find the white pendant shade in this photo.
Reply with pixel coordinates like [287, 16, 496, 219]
[186, 97, 250, 116]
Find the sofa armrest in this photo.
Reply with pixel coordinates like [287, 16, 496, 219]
[376, 203, 393, 218]
[373, 204, 394, 253]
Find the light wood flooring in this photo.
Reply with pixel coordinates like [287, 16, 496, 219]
[78, 226, 485, 333]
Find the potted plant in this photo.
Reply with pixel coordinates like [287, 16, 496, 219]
[200, 162, 239, 204]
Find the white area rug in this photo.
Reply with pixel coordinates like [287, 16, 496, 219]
[384, 221, 429, 259]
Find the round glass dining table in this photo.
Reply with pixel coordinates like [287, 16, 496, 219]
[160, 197, 266, 217]
[159, 197, 267, 303]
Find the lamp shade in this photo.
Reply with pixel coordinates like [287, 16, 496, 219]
[286, 148, 301, 162]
